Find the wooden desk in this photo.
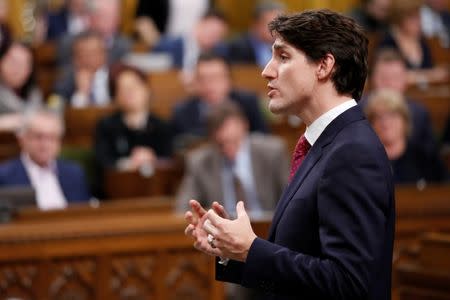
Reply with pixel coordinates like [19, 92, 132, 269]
[396, 232, 450, 300]
[0, 200, 223, 300]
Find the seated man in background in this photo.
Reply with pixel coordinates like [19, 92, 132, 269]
[171, 52, 268, 149]
[57, 0, 130, 68]
[365, 89, 448, 184]
[176, 101, 288, 216]
[225, 0, 285, 68]
[54, 31, 110, 107]
[0, 109, 91, 210]
[45, 0, 90, 41]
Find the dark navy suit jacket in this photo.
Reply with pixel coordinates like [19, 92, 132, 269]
[216, 106, 395, 300]
[0, 158, 91, 203]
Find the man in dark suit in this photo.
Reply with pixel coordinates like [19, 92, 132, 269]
[184, 10, 395, 300]
[171, 52, 268, 148]
[0, 109, 90, 210]
[225, 1, 285, 68]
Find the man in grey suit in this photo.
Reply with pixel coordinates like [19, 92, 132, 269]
[176, 101, 288, 218]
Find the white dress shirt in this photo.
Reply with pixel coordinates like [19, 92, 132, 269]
[71, 67, 110, 108]
[304, 100, 357, 146]
[21, 154, 67, 210]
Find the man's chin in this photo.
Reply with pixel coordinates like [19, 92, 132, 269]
[268, 98, 289, 115]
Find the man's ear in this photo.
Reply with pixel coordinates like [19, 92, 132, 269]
[316, 53, 335, 80]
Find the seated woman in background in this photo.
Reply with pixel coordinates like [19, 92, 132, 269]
[94, 64, 173, 173]
[365, 89, 448, 184]
[0, 42, 43, 130]
[378, 0, 448, 84]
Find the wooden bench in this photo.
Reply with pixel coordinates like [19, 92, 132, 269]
[0, 200, 223, 300]
[104, 159, 184, 199]
[396, 232, 450, 300]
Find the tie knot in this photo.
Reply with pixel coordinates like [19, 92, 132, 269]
[289, 134, 311, 182]
[294, 135, 311, 159]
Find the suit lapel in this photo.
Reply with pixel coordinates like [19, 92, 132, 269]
[268, 145, 323, 239]
[267, 106, 366, 240]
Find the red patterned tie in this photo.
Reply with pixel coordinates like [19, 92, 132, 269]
[289, 134, 311, 181]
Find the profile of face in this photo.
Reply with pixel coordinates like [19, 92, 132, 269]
[398, 10, 422, 37]
[196, 59, 231, 104]
[90, 0, 120, 37]
[371, 61, 407, 93]
[19, 113, 63, 167]
[370, 105, 406, 149]
[196, 17, 228, 51]
[255, 9, 282, 43]
[115, 71, 149, 113]
[74, 36, 106, 72]
[366, 0, 391, 21]
[262, 37, 318, 116]
[0, 43, 33, 90]
[214, 116, 248, 161]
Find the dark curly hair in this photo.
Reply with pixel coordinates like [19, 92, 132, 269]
[268, 9, 368, 100]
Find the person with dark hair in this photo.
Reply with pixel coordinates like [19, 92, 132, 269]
[348, 0, 391, 33]
[184, 10, 395, 300]
[54, 31, 110, 107]
[225, 0, 285, 68]
[171, 52, 268, 148]
[94, 64, 172, 173]
[0, 42, 43, 130]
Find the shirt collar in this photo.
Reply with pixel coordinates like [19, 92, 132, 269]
[21, 153, 57, 174]
[304, 99, 357, 146]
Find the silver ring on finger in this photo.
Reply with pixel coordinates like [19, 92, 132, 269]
[207, 234, 216, 248]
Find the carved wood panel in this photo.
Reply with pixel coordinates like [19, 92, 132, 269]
[0, 262, 38, 300]
[48, 258, 96, 300]
[110, 253, 157, 300]
[164, 251, 212, 300]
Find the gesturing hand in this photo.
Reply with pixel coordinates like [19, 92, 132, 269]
[203, 201, 257, 262]
[184, 200, 228, 257]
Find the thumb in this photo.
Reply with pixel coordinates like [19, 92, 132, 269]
[236, 201, 247, 218]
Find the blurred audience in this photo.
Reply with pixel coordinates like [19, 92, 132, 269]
[225, 0, 284, 68]
[378, 0, 448, 84]
[348, 0, 391, 33]
[365, 89, 448, 184]
[176, 101, 288, 216]
[0, 42, 43, 130]
[364, 48, 437, 157]
[94, 64, 172, 174]
[134, 0, 210, 40]
[421, 0, 450, 48]
[45, 0, 90, 41]
[54, 31, 110, 107]
[151, 10, 228, 72]
[0, 0, 9, 25]
[0, 109, 91, 210]
[171, 53, 268, 148]
[58, 0, 131, 67]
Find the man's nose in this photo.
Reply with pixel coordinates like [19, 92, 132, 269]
[261, 58, 276, 80]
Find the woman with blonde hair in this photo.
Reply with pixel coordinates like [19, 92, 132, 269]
[365, 89, 447, 183]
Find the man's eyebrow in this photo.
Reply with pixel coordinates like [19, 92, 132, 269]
[272, 43, 286, 51]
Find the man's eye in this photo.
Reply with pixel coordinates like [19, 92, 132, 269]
[280, 54, 288, 61]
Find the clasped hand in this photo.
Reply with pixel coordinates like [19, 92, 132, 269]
[184, 200, 257, 262]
